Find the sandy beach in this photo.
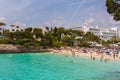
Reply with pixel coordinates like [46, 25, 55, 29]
[50, 47, 120, 62]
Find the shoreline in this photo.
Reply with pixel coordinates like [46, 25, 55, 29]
[0, 49, 51, 53]
[50, 47, 120, 62]
[0, 46, 120, 62]
[51, 52, 120, 62]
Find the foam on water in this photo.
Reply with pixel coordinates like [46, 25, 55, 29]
[0, 53, 120, 80]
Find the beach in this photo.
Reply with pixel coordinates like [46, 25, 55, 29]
[51, 47, 120, 62]
[0, 44, 120, 62]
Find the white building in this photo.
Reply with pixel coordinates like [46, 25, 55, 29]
[89, 27, 118, 41]
[71, 24, 119, 41]
[119, 31, 120, 38]
[72, 23, 90, 33]
[0, 26, 4, 35]
[10, 24, 25, 32]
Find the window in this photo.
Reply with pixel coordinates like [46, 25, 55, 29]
[16, 26, 19, 28]
[12, 29, 15, 31]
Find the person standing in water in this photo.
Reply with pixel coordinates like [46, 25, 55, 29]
[115, 49, 119, 58]
[89, 48, 96, 60]
[113, 49, 116, 59]
[90, 49, 93, 59]
[90, 51, 93, 59]
[100, 54, 103, 62]
[100, 49, 104, 62]
[71, 49, 75, 57]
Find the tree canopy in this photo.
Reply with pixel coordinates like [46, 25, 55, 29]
[106, 0, 120, 21]
[82, 32, 100, 42]
[0, 26, 110, 48]
[0, 22, 6, 26]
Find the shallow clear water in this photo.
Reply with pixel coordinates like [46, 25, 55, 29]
[0, 53, 120, 80]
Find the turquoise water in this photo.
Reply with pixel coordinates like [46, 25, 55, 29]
[0, 53, 120, 80]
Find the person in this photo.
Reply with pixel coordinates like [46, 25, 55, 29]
[104, 58, 110, 63]
[90, 51, 93, 59]
[93, 57, 95, 60]
[96, 49, 100, 54]
[83, 48, 87, 53]
[115, 49, 119, 58]
[104, 59, 107, 63]
[100, 49, 104, 62]
[100, 54, 103, 62]
[71, 50, 75, 57]
[113, 49, 116, 59]
[65, 55, 68, 57]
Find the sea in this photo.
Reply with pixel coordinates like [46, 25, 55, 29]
[0, 53, 119, 80]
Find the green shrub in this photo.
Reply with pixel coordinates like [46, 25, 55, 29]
[42, 46, 47, 49]
[23, 43, 30, 48]
[0, 38, 11, 44]
[79, 41, 89, 47]
[53, 41, 67, 48]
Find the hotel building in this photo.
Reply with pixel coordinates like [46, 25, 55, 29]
[71, 23, 119, 41]
[10, 24, 25, 32]
[0, 26, 4, 35]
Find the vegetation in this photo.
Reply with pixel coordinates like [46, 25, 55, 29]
[0, 26, 120, 49]
[106, 0, 120, 21]
[0, 22, 6, 26]
[82, 32, 100, 42]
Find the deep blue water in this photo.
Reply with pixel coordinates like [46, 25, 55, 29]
[0, 53, 120, 80]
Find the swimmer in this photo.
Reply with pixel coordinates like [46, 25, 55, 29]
[93, 57, 95, 60]
[65, 55, 68, 57]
